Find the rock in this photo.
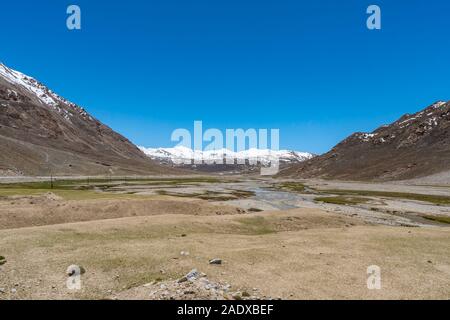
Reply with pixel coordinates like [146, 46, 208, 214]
[178, 268, 200, 283]
[138, 268, 261, 300]
[178, 277, 188, 283]
[209, 258, 222, 265]
[185, 269, 200, 281]
[180, 251, 190, 256]
[0, 288, 5, 294]
[11, 288, 17, 294]
[232, 292, 242, 300]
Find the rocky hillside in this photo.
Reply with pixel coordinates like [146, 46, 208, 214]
[0, 62, 171, 176]
[280, 101, 450, 181]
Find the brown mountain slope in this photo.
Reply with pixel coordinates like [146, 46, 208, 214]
[0, 62, 175, 176]
[280, 101, 450, 181]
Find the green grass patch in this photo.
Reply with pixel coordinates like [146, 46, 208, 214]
[0, 188, 156, 201]
[197, 195, 236, 201]
[323, 189, 450, 205]
[34, 217, 276, 250]
[0, 177, 227, 191]
[315, 196, 372, 205]
[156, 190, 202, 198]
[156, 189, 255, 201]
[0, 176, 234, 199]
[229, 189, 255, 198]
[274, 182, 307, 192]
[422, 215, 450, 224]
[0, 188, 50, 197]
[52, 190, 156, 201]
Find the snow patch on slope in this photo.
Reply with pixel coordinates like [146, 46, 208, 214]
[0, 63, 63, 106]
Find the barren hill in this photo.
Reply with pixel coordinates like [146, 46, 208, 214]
[280, 101, 450, 181]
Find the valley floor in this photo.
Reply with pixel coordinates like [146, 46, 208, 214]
[0, 176, 449, 300]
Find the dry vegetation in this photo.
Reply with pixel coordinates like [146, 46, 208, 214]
[0, 178, 449, 300]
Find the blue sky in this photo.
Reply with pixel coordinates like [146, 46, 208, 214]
[1, 0, 449, 154]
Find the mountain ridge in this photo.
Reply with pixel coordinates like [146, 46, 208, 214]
[280, 101, 450, 181]
[0, 62, 174, 176]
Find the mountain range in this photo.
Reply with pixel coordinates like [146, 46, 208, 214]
[139, 146, 314, 173]
[1, 62, 449, 181]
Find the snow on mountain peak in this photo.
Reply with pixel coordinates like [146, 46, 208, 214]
[432, 101, 447, 109]
[139, 146, 314, 165]
[0, 62, 77, 109]
[0, 62, 96, 123]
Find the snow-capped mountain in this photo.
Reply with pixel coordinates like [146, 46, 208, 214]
[0, 62, 168, 175]
[139, 146, 314, 166]
[0, 63, 77, 108]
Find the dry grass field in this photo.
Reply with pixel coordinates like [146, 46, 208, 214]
[0, 178, 449, 300]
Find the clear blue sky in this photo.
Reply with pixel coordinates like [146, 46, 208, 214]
[1, 0, 449, 154]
